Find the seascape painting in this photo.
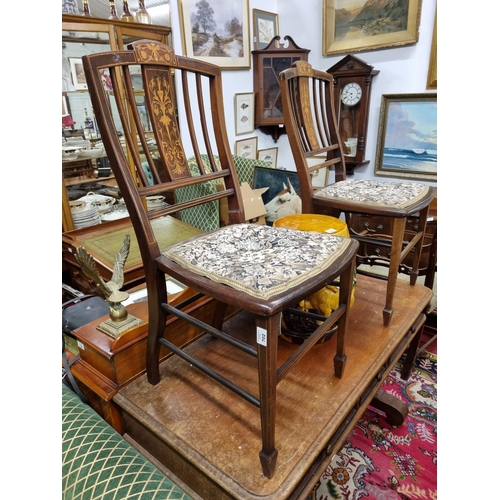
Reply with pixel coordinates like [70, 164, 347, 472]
[181, 0, 250, 68]
[375, 94, 437, 181]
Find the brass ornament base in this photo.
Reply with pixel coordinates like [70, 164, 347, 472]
[96, 314, 143, 338]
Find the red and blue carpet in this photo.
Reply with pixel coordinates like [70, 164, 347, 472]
[308, 351, 437, 499]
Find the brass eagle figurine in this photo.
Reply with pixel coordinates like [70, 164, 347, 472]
[75, 233, 131, 301]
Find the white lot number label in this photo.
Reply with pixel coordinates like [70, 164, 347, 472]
[256, 327, 267, 346]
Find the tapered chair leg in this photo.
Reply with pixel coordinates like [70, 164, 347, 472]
[384, 218, 406, 326]
[146, 281, 168, 385]
[256, 314, 279, 478]
[409, 205, 430, 286]
[333, 260, 356, 377]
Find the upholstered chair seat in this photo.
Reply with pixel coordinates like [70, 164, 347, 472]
[315, 179, 431, 213]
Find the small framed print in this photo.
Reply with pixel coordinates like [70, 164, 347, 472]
[253, 9, 279, 50]
[258, 147, 278, 169]
[235, 136, 258, 159]
[234, 92, 255, 135]
[307, 156, 329, 188]
[69, 58, 87, 90]
[100, 69, 113, 91]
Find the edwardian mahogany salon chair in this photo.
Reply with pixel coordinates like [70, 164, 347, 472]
[83, 41, 358, 478]
[280, 61, 436, 326]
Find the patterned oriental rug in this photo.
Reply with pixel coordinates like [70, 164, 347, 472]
[308, 351, 437, 500]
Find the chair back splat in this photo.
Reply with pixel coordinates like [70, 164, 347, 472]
[280, 60, 436, 326]
[83, 41, 358, 479]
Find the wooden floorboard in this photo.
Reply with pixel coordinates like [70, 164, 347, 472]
[114, 275, 432, 500]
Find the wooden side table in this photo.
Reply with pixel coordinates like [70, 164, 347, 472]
[62, 215, 201, 295]
[65, 288, 239, 433]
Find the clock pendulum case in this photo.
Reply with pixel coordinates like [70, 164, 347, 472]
[326, 54, 379, 175]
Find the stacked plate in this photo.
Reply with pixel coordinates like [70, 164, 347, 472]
[62, 150, 80, 162]
[70, 201, 101, 229]
[79, 147, 105, 159]
[77, 192, 115, 214]
[64, 138, 91, 149]
[62, 138, 92, 162]
[146, 195, 168, 211]
[100, 204, 129, 222]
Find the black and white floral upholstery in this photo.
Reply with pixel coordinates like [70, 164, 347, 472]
[164, 223, 352, 300]
[315, 179, 430, 209]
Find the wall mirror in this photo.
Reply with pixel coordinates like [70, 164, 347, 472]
[62, 3, 172, 231]
[62, 2, 171, 136]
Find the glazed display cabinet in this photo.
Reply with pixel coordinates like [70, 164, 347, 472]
[62, 14, 171, 232]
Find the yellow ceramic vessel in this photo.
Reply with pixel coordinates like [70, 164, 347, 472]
[274, 214, 355, 316]
[274, 213, 350, 238]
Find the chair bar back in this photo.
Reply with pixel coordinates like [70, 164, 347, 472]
[280, 60, 347, 212]
[83, 41, 245, 262]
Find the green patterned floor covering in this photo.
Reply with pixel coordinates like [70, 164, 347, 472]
[62, 384, 192, 500]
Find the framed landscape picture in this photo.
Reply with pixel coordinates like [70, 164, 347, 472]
[374, 93, 437, 181]
[307, 156, 329, 188]
[179, 0, 251, 69]
[322, 0, 422, 56]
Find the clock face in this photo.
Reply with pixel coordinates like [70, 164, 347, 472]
[341, 82, 362, 106]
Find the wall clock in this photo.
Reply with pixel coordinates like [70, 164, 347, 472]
[326, 55, 379, 175]
[341, 82, 362, 106]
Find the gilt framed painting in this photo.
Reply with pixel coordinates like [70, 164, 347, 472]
[322, 0, 422, 55]
[374, 93, 437, 181]
[426, 11, 437, 90]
